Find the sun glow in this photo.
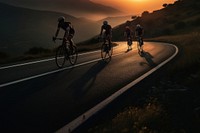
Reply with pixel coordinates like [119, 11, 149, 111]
[129, 0, 148, 2]
[92, 0, 175, 15]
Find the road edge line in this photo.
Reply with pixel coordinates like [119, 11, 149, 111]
[56, 44, 178, 133]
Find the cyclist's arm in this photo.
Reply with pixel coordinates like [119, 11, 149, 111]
[135, 31, 138, 38]
[142, 29, 144, 37]
[124, 32, 127, 38]
[100, 26, 103, 36]
[54, 27, 60, 38]
[110, 28, 112, 38]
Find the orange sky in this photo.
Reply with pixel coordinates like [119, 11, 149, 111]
[91, 0, 175, 15]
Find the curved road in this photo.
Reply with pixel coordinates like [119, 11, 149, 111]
[0, 42, 177, 133]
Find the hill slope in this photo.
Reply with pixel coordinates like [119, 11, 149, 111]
[0, 3, 100, 56]
[0, 0, 122, 18]
[111, 0, 200, 40]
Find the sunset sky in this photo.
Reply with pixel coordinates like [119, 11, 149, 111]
[91, 0, 175, 15]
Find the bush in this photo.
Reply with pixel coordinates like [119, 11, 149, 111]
[141, 11, 150, 17]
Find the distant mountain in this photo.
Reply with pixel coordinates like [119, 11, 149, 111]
[0, 2, 101, 56]
[0, 0, 122, 18]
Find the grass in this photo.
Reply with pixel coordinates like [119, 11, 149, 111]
[83, 32, 200, 133]
[88, 100, 169, 133]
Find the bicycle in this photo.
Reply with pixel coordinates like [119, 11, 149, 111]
[136, 36, 144, 56]
[53, 37, 78, 68]
[100, 36, 113, 62]
[127, 36, 133, 50]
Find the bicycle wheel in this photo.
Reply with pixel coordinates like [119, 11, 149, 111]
[137, 42, 144, 56]
[101, 43, 113, 61]
[68, 45, 78, 65]
[55, 45, 66, 68]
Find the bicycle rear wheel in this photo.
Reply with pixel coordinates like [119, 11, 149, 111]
[137, 42, 144, 56]
[68, 45, 78, 65]
[55, 45, 66, 68]
[101, 43, 113, 61]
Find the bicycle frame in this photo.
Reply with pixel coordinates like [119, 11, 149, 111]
[136, 36, 144, 56]
[100, 36, 113, 62]
[54, 37, 78, 68]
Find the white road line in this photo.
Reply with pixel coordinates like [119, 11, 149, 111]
[0, 43, 125, 70]
[55, 44, 179, 133]
[0, 50, 100, 70]
[0, 58, 55, 70]
[0, 53, 124, 88]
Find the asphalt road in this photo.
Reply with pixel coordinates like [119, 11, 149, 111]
[0, 42, 177, 133]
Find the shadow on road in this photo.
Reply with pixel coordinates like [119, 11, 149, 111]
[139, 51, 157, 67]
[68, 60, 108, 98]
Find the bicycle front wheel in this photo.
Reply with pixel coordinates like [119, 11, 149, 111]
[137, 42, 143, 56]
[55, 45, 66, 68]
[68, 45, 78, 65]
[101, 43, 113, 61]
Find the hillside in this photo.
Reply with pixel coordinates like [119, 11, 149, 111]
[0, 0, 122, 18]
[111, 0, 200, 40]
[97, 15, 132, 28]
[0, 2, 101, 56]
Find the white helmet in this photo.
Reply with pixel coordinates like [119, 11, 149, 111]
[103, 20, 108, 25]
[58, 16, 65, 22]
[136, 24, 141, 28]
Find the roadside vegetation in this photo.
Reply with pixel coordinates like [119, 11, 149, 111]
[78, 0, 200, 132]
[85, 32, 200, 133]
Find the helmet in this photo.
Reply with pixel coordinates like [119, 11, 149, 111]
[58, 16, 65, 22]
[136, 24, 141, 28]
[125, 26, 130, 29]
[103, 20, 108, 25]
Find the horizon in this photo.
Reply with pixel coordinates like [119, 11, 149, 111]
[0, 0, 176, 20]
[91, 0, 176, 16]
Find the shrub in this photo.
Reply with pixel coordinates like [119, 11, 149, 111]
[141, 11, 150, 17]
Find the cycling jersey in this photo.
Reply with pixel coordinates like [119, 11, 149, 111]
[125, 28, 132, 37]
[58, 22, 75, 36]
[135, 26, 143, 36]
[101, 24, 112, 35]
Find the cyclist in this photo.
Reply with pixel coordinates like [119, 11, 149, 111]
[53, 16, 75, 49]
[124, 26, 133, 50]
[135, 24, 144, 46]
[99, 21, 112, 50]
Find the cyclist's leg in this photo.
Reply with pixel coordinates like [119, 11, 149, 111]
[67, 35, 75, 53]
[67, 35, 74, 46]
[107, 35, 112, 50]
[103, 34, 106, 44]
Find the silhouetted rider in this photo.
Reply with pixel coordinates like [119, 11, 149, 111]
[124, 26, 133, 50]
[99, 21, 112, 48]
[53, 16, 75, 47]
[135, 24, 144, 45]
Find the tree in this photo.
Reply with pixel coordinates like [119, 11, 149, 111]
[163, 3, 168, 8]
[131, 15, 137, 20]
[141, 11, 149, 17]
